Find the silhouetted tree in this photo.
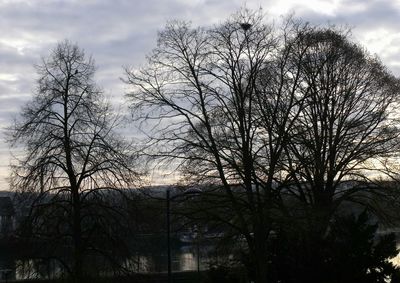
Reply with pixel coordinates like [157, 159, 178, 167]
[279, 27, 400, 261]
[124, 10, 311, 282]
[125, 9, 400, 282]
[9, 41, 139, 282]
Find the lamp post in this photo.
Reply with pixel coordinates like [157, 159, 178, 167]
[167, 189, 172, 283]
[166, 187, 202, 283]
[194, 225, 200, 276]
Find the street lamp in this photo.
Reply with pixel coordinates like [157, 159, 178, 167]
[166, 187, 202, 283]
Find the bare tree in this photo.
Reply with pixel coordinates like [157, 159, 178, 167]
[9, 41, 139, 282]
[283, 28, 400, 236]
[124, 10, 311, 282]
[125, 7, 400, 280]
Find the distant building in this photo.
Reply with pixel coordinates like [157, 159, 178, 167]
[0, 197, 15, 237]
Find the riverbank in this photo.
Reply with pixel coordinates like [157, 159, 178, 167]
[3, 272, 199, 283]
[3, 268, 247, 283]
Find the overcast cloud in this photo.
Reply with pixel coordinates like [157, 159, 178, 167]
[1, 0, 399, 189]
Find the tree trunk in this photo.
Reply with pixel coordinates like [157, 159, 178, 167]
[72, 186, 83, 283]
[247, 222, 269, 283]
[253, 247, 268, 283]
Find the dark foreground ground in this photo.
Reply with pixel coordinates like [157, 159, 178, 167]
[4, 269, 247, 283]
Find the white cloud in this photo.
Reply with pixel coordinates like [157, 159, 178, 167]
[0, 73, 18, 82]
[268, 0, 341, 16]
[359, 29, 400, 58]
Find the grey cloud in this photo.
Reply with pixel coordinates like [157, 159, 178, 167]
[0, 0, 399, 190]
[292, 0, 400, 30]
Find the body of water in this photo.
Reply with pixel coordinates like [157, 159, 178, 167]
[0, 243, 225, 280]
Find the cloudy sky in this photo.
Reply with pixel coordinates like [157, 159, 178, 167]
[0, 0, 400, 190]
